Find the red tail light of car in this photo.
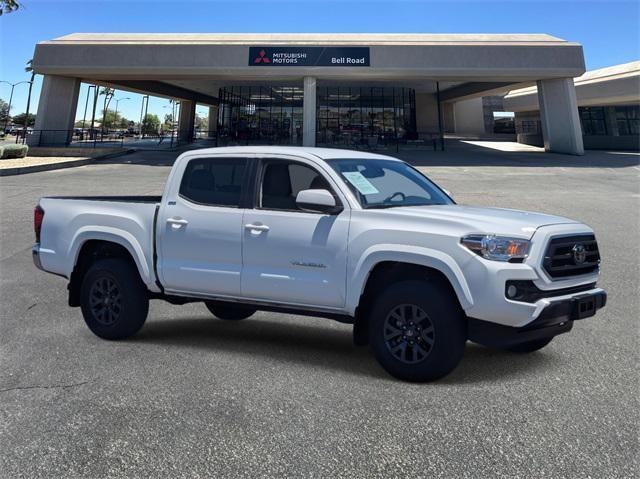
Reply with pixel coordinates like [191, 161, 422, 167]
[34, 205, 44, 243]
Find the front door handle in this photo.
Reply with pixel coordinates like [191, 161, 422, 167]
[245, 223, 270, 233]
[167, 217, 188, 229]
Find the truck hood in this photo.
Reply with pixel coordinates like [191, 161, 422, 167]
[382, 204, 580, 238]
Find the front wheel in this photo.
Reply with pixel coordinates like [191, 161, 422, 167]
[204, 301, 257, 320]
[80, 258, 149, 340]
[369, 279, 466, 382]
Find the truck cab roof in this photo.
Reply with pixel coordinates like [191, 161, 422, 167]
[179, 146, 399, 162]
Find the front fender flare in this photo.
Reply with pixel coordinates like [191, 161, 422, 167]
[347, 244, 474, 315]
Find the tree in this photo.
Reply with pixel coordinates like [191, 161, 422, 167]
[11, 112, 35, 127]
[141, 114, 160, 135]
[23, 59, 36, 134]
[118, 117, 131, 129]
[195, 114, 208, 131]
[163, 113, 174, 131]
[0, 99, 9, 125]
[0, 0, 21, 15]
[99, 87, 115, 132]
[101, 109, 125, 129]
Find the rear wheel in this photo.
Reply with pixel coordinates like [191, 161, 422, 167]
[506, 337, 553, 353]
[369, 280, 466, 382]
[204, 301, 256, 320]
[80, 258, 149, 340]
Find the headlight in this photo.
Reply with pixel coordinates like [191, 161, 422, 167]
[461, 234, 530, 262]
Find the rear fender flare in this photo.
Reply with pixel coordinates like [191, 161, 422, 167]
[68, 227, 154, 288]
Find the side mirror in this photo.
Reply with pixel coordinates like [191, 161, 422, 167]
[296, 189, 343, 214]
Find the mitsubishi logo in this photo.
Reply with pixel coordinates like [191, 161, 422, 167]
[572, 244, 587, 264]
[254, 49, 271, 64]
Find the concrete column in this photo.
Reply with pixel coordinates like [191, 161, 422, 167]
[208, 106, 218, 137]
[415, 93, 439, 133]
[537, 78, 584, 155]
[443, 102, 455, 133]
[302, 77, 316, 147]
[29, 75, 81, 146]
[178, 100, 196, 142]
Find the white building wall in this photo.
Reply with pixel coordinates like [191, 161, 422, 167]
[452, 97, 485, 134]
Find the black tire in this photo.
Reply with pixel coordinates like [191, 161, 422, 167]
[369, 279, 466, 382]
[506, 337, 553, 353]
[204, 301, 256, 320]
[80, 258, 149, 340]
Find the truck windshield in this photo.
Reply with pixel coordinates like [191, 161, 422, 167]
[329, 159, 453, 209]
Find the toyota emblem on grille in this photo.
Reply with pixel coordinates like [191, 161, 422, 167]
[572, 244, 587, 264]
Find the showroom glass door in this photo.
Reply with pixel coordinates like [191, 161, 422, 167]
[217, 86, 304, 146]
[315, 86, 417, 148]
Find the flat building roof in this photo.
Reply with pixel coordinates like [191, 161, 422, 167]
[44, 32, 575, 46]
[31, 32, 586, 106]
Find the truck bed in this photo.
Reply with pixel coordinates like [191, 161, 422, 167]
[37, 196, 160, 286]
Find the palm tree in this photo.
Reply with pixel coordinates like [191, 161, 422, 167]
[22, 59, 35, 141]
[0, 0, 21, 15]
[99, 87, 115, 133]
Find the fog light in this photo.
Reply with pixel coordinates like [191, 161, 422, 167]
[507, 285, 518, 298]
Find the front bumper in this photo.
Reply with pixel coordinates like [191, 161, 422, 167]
[32, 244, 43, 270]
[468, 289, 607, 348]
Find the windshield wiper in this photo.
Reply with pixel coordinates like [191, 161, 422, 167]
[364, 202, 442, 209]
[364, 204, 401, 209]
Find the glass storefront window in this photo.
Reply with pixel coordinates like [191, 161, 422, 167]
[579, 107, 607, 136]
[218, 86, 304, 145]
[316, 86, 417, 147]
[519, 120, 539, 134]
[218, 85, 417, 147]
[615, 105, 639, 136]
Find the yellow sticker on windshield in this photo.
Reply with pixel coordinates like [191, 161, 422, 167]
[342, 172, 379, 195]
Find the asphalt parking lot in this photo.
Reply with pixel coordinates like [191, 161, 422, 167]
[1, 143, 638, 478]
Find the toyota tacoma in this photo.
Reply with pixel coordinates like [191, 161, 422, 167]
[32, 147, 606, 381]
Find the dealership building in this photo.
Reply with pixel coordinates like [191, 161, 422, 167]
[505, 61, 639, 151]
[31, 33, 589, 154]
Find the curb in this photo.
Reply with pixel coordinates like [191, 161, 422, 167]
[0, 149, 135, 176]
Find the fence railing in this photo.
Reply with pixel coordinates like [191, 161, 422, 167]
[14, 129, 185, 149]
[7, 128, 445, 152]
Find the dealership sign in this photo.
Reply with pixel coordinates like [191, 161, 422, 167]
[249, 47, 370, 67]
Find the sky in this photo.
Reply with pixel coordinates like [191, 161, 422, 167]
[0, 0, 638, 124]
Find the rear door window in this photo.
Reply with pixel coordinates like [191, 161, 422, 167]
[179, 157, 247, 207]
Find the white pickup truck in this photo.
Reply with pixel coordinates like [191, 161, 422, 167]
[33, 146, 606, 381]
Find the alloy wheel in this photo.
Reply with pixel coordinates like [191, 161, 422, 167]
[383, 304, 435, 364]
[89, 277, 122, 326]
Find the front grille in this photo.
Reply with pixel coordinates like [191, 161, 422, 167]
[543, 234, 600, 279]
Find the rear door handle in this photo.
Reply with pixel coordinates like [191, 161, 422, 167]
[245, 223, 270, 233]
[167, 217, 188, 228]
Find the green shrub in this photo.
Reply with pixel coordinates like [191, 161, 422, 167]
[0, 146, 3, 158]
[1, 144, 28, 159]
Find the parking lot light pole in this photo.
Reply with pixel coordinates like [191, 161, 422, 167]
[81, 85, 96, 136]
[139, 95, 149, 138]
[113, 97, 130, 130]
[0, 80, 32, 133]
